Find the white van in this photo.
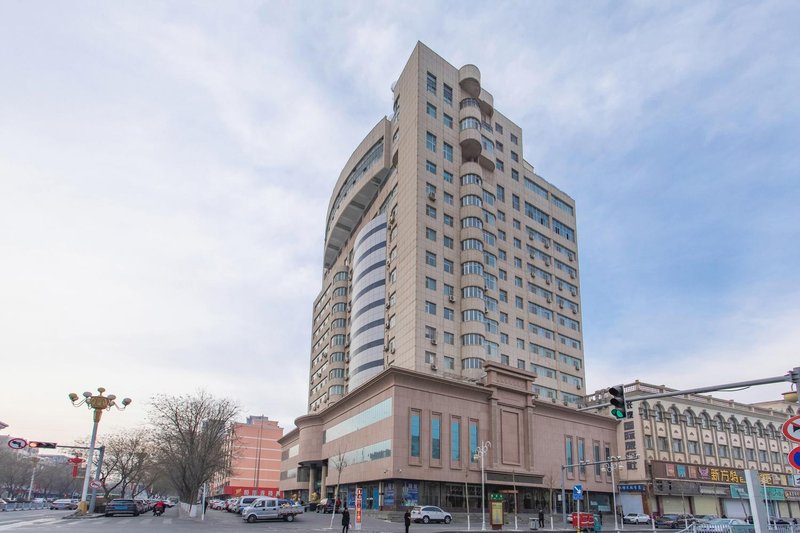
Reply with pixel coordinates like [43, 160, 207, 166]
[241, 497, 302, 523]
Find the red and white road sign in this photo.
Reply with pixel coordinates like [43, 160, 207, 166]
[355, 487, 362, 530]
[782, 415, 800, 443]
[90, 480, 102, 489]
[7, 438, 27, 450]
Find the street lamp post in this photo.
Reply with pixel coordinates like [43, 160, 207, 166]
[601, 457, 624, 531]
[27, 456, 40, 500]
[473, 440, 491, 532]
[69, 387, 131, 513]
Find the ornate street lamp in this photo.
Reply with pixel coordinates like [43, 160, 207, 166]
[473, 440, 492, 531]
[69, 387, 131, 513]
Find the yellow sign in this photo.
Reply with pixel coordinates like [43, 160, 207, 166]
[491, 500, 504, 525]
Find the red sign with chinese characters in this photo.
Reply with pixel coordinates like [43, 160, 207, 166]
[223, 486, 281, 497]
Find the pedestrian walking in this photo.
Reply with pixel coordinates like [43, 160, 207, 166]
[539, 509, 545, 528]
[404, 508, 412, 533]
[341, 508, 350, 533]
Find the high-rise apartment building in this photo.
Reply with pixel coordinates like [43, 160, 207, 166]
[311, 43, 584, 413]
[280, 43, 615, 514]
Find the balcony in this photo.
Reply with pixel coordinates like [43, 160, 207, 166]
[459, 64, 481, 97]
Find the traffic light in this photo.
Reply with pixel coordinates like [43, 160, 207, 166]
[28, 441, 57, 449]
[609, 385, 627, 420]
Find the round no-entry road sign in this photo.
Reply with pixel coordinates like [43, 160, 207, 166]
[788, 447, 800, 470]
[7, 438, 27, 450]
[783, 416, 800, 443]
[90, 480, 102, 489]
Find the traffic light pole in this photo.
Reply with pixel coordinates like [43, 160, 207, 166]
[580, 367, 800, 412]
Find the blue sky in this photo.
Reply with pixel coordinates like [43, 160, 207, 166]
[1, 1, 798, 444]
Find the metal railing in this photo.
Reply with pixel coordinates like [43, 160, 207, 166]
[1, 501, 48, 511]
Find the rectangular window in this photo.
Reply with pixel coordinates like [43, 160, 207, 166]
[425, 301, 436, 315]
[426, 132, 436, 152]
[443, 214, 453, 227]
[496, 185, 505, 202]
[425, 277, 436, 290]
[443, 142, 453, 162]
[510, 133, 518, 145]
[443, 307, 454, 320]
[443, 331, 454, 344]
[426, 72, 437, 94]
[426, 102, 437, 118]
[426, 205, 437, 218]
[426, 160, 437, 174]
[578, 438, 586, 476]
[426, 227, 437, 241]
[672, 438, 684, 453]
[495, 123, 503, 134]
[593, 442, 602, 476]
[501, 354, 509, 365]
[496, 140, 504, 152]
[517, 359, 525, 369]
[469, 420, 478, 462]
[443, 235, 454, 249]
[565, 437, 574, 475]
[443, 114, 453, 128]
[451, 418, 461, 461]
[410, 411, 421, 458]
[443, 170, 453, 184]
[443, 259, 454, 274]
[443, 83, 452, 105]
[657, 437, 668, 451]
[704, 443, 715, 456]
[431, 415, 441, 460]
[444, 356, 454, 369]
[511, 169, 519, 181]
[511, 151, 519, 162]
[496, 159, 505, 171]
[425, 351, 436, 364]
[425, 251, 437, 267]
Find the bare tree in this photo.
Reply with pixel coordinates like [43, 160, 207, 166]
[93, 429, 154, 498]
[0, 449, 32, 499]
[148, 390, 239, 514]
[328, 450, 348, 529]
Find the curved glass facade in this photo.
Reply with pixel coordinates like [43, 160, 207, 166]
[349, 213, 387, 391]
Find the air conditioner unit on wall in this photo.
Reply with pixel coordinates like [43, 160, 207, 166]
[428, 192, 436, 201]
[430, 339, 437, 345]
[448, 295, 455, 303]
[431, 364, 438, 371]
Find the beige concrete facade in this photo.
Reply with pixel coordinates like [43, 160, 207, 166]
[284, 42, 604, 513]
[281, 363, 618, 513]
[585, 382, 800, 519]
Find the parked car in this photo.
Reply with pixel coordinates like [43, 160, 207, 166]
[696, 518, 748, 533]
[226, 498, 239, 512]
[50, 499, 78, 510]
[316, 498, 335, 513]
[655, 514, 694, 528]
[410, 505, 452, 524]
[237, 496, 260, 513]
[624, 513, 652, 524]
[105, 498, 140, 517]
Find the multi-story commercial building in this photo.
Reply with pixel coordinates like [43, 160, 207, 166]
[280, 43, 619, 514]
[590, 382, 800, 519]
[215, 416, 283, 498]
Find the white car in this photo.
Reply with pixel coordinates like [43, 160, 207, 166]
[50, 499, 77, 510]
[410, 505, 452, 524]
[624, 513, 652, 524]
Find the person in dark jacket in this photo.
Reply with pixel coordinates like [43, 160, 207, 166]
[404, 509, 411, 533]
[341, 508, 350, 533]
[539, 509, 545, 528]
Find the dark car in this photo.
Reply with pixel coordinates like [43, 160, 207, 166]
[655, 514, 695, 528]
[315, 498, 335, 513]
[105, 498, 139, 517]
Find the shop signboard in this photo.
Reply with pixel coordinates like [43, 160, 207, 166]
[730, 485, 785, 501]
[619, 484, 646, 492]
[651, 461, 790, 487]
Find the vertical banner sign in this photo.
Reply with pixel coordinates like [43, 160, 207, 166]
[355, 487, 362, 530]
